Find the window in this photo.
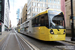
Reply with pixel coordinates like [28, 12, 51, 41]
[54, 0, 56, 3]
[0, 4, 1, 11]
[42, 0, 46, 2]
[40, 3, 43, 7]
[48, 5, 50, 8]
[38, 3, 40, 7]
[39, 14, 49, 27]
[50, 0, 52, 3]
[35, 8, 37, 12]
[38, 8, 40, 12]
[44, 0, 46, 2]
[40, 8, 42, 12]
[50, 5, 53, 8]
[32, 16, 40, 27]
[35, 0, 38, 1]
[0, 14, 1, 20]
[43, 4, 45, 7]
[0, 7, 1, 11]
[32, 13, 36, 17]
[0, 0, 1, 3]
[40, 0, 42, 2]
[32, 18, 36, 27]
[53, 5, 54, 8]
[33, 2, 35, 6]
[35, 3, 37, 6]
[32, 13, 49, 28]
[0, 25, 1, 32]
[32, 8, 35, 11]
[57, 6, 60, 9]
[40, 15, 45, 26]
[58, 0, 60, 4]
[45, 15, 49, 28]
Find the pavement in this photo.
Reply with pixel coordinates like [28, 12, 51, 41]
[0, 31, 21, 50]
[0, 31, 10, 50]
[64, 37, 75, 44]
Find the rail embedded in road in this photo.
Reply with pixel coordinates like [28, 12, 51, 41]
[16, 33, 40, 50]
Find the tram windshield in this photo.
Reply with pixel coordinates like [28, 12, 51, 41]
[48, 10, 64, 29]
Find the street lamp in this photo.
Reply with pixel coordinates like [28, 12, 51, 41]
[70, 0, 75, 41]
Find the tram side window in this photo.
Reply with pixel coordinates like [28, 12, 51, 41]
[39, 14, 49, 28]
[32, 16, 40, 27]
[32, 18, 37, 27]
[32, 14, 49, 28]
[45, 14, 49, 27]
[40, 16, 45, 26]
[36, 16, 39, 27]
[32, 18, 35, 27]
[44, 14, 49, 28]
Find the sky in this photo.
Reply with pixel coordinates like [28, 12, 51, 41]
[9, 0, 27, 27]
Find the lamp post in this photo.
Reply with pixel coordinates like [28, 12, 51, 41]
[70, 0, 75, 41]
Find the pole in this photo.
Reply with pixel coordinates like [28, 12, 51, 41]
[71, 0, 75, 41]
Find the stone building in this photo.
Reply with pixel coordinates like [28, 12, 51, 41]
[21, 3, 27, 23]
[27, 0, 61, 19]
[65, 0, 75, 29]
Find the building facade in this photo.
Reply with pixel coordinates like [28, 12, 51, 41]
[27, 0, 62, 19]
[9, 20, 11, 29]
[16, 9, 20, 21]
[21, 4, 27, 23]
[2, 0, 10, 31]
[65, 0, 75, 29]
[0, 0, 5, 33]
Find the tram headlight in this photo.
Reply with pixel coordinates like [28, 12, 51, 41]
[50, 30, 54, 34]
[63, 30, 66, 34]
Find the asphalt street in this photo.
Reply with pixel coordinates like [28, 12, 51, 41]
[0, 30, 75, 50]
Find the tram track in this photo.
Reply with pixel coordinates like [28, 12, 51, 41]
[15, 30, 75, 50]
[16, 33, 40, 50]
[14, 33, 25, 50]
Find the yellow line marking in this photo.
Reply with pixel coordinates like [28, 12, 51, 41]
[0, 34, 8, 42]
[17, 34, 40, 50]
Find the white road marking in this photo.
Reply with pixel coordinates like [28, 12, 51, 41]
[14, 29, 40, 50]
[17, 33, 40, 50]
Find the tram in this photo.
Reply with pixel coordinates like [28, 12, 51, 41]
[17, 25, 20, 33]
[19, 9, 66, 41]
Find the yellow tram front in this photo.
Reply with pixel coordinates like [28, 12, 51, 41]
[32, 9, 66, 41]
[47, 10, 66, 41]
